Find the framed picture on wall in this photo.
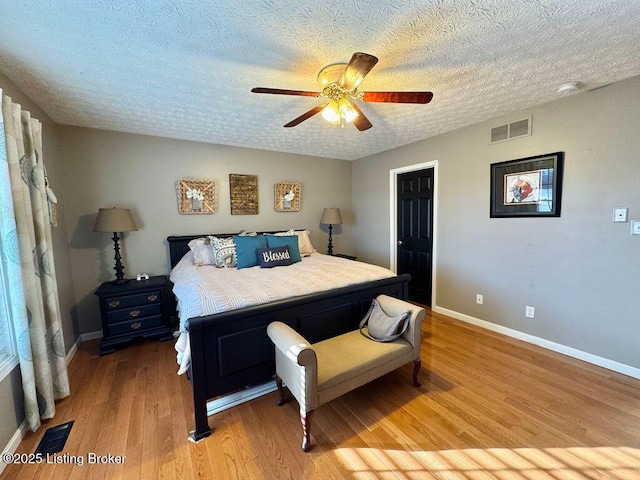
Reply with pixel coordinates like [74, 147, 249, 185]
[490, 152, 564, 218]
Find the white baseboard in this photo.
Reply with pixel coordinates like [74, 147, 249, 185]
[432, 306, 640, 380]
[0, 419, 29, 476]
[65, 330, 102, 366]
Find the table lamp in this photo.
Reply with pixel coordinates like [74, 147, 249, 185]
[320, 207, 342, 255]
[93, 207, 138, 284]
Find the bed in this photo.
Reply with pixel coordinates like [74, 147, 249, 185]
[167, 232, 411, 441]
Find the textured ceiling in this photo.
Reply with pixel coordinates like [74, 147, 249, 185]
[1, 1, 640, 161]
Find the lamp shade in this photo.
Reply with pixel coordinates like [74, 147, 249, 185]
[93, 208, 138, 233]
[320, 208, 343, 225]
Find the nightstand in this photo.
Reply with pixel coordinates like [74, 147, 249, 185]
[94, 275, 173, 355]
[332, 253, 357, 261]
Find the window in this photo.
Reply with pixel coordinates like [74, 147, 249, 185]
[0, 251, 18, 381]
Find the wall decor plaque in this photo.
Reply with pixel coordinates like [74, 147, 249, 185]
[274, 182, 301, 212]
[229, 174, 259, 215]
[176, 178, 217, 214]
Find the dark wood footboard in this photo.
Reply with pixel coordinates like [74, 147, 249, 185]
[187, 273, 411, 441]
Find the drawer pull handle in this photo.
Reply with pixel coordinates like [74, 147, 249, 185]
[108, 300, 120, 308]
[131, 322, 142, 330]
[147, 294, 158, 302]
[129, 309, 141, 318]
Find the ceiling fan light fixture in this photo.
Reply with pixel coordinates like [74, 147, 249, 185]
[321, 101, 342, 124]
[251, 52, 432, 130]
[339, 98, 359, 123]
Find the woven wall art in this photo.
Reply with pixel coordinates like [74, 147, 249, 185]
[176, 178, 217, 214]
[274, 182, 301, 212]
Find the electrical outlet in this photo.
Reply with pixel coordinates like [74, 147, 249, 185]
[525, 306, 535, 318]
[476, 294, 483, 305]
[631, 221, 640, 235]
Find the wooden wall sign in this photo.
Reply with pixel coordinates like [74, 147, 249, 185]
[229, 174, 259, 215]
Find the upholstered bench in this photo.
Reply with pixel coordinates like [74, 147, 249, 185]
[266, 294, 426, 451]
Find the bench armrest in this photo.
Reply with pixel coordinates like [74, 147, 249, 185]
[267, 321, 317, 367]
[267, 322, 318, 411]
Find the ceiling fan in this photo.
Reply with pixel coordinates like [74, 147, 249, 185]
[251, 52, 433, 131]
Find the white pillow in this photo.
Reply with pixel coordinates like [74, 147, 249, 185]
[188, 238, 214, 266]
[294, 230, 316, 256]
[272, 229, 295, 236]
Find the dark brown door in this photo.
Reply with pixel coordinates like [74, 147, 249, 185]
[397, 168, 434, 306]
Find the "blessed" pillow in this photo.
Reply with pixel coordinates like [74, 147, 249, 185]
[256, 246, 294, 268]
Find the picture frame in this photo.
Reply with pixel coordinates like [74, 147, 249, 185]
[176, 178, 217, 215]
[229, 174, 259, 215]
[490, 152, 564, 218]
[274, 182, 301, 212]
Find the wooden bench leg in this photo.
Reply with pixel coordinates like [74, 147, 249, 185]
[412, 358, 422, 387]
[275, 375, 289, 406]
[301, 410, 313, 452]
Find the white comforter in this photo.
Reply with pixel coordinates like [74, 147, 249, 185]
[171, 252, 396, 374]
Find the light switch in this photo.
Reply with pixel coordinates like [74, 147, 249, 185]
[613, 208, 628, 223]
[631, 221, 640, 235]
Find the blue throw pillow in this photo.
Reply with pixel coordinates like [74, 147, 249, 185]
[265, 235, 301, 263]
[233, 234, 268, 269]
[257, 246, 294, 268]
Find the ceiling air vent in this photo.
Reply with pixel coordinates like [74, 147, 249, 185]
[490, 116, 532, 144]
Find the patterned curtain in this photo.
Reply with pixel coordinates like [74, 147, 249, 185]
[0, 90, 69, 431]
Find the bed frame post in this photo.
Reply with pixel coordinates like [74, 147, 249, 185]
[189, 326, 212, 441]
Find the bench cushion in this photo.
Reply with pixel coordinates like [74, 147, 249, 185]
[314, 330, 413, 393]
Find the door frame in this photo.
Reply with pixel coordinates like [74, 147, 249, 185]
[389, 160, 439, 307]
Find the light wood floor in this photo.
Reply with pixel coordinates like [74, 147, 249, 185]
[4, 309, 640, 479]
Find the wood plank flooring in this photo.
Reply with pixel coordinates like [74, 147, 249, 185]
[3, 309, 640, 479]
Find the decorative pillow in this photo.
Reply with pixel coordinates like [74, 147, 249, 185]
[294, 230, 316, 256]
[265, 235, 301, 263]
[188, 238, 214, 266]
[209, 236, 237, 268]
[272, 229, 295, 236]
[256, 246, 294, 268]
[238, 230, 257, 236]
[233, 234, 268, 269]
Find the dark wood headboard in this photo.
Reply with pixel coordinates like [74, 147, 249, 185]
[167, 230, 305, 269]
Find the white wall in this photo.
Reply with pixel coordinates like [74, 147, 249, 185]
[353, 76, 640, 370]
[57, 126, 353, 334]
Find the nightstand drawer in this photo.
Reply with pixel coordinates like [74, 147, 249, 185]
[106, 303, 162, 323]
[107, 315, 162, 337]
[104, 290, 162, 310]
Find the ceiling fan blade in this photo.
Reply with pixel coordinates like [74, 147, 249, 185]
[251, 87, 321, 97]
[350, 103, 373, 131]
[360, 91, 434, 104]
[339, 52, 379, 90]
[283, 105, 325, 127]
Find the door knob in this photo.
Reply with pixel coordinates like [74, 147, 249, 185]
[397, 241, 403, 245]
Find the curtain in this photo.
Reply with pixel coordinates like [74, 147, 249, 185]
[0, 90, 69, 431]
